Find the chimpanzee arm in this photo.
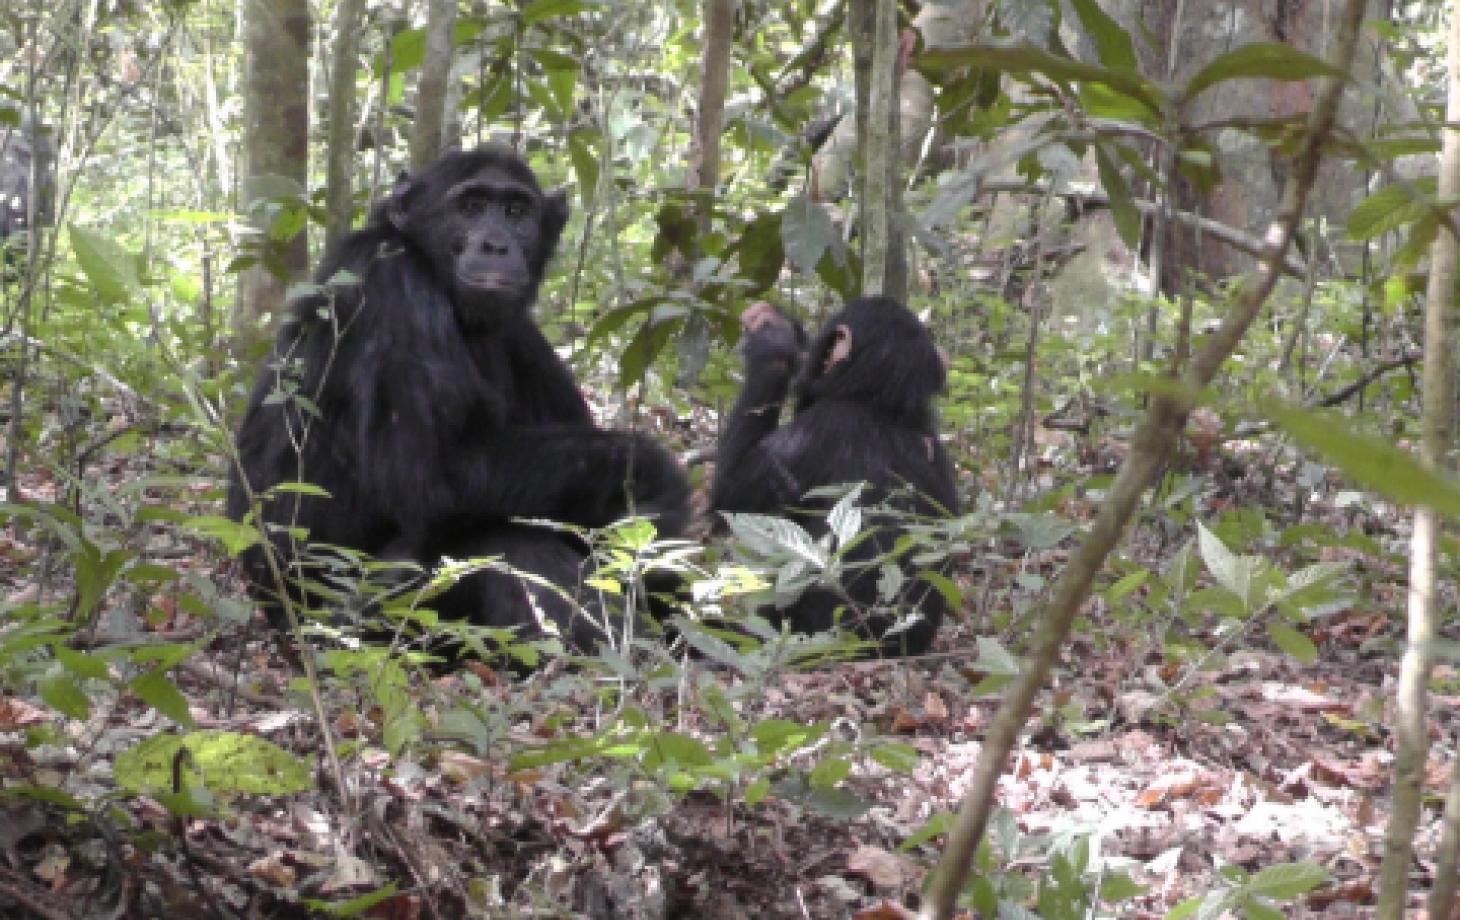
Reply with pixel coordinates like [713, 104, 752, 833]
[710, 306, 807, 512]
[350, 344, 687, 537]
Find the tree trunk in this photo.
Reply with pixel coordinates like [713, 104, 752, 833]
[324, 0, 365, 248]
[856, 0, 904, 299]
[675, 0, 737, 386]
[411, 0, 457, 170]
[238, 0, 310, 339]
[1377, 3, 1460, 915]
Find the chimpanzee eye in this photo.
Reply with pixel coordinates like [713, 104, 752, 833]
[459, 194, 487, 216]
[504, 200, 527, 219]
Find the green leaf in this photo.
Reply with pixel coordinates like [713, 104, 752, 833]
[781, 193, 835, 275]
[1266, 622, 1318, 665]
[1346, 180, 1435, 240]
[744, 777, 770, 807]
[1094, 142, 1141, 249]
[183, 514, 261, 557]
[809, 756, 851, 789]
[868, 742, 919, 773]
[55, 647, 109, 680]
[1245, 860, 1330, 898]
[1068, 0, 1136, 70]
[568, 127, 602, 208]
[973, 637, 1020, 676]
[723, 513, 827, 569]
[730, 211, 786, 293]
[1196, 521, 1259, 609]
[39, 669, 90, 719]
[130, 669, 195, 726]
[1184, 43, 1345, 100]
[751, 719, 825, 756]
[69, 225, 141, 303]
[1264, 401, 1460, 520]
[643, 731, 713, 769]
[115, 731, 314, 796]
[1099, 872, 1147, 901]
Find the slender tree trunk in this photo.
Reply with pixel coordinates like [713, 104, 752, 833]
[324, 0, 366, 247]
[1377, 4, 1460, 916]
[238, 0, 310, 339]
[918, 2, 1366, 915]
[676, 0, 736, 386]
[410, 0, 457, 170]
[851, 0, 906, 300]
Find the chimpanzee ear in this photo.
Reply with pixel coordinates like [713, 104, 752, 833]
[386, 170, 415, 232]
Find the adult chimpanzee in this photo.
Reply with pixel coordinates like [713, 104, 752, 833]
[228, 145, 690, 653]
[710, 296, 959, 657]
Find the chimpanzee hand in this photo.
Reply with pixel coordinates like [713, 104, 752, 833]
[740, 301, 806, 369]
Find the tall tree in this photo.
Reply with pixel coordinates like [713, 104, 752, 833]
[676, 0, 737, 386]
[324, 0, 366, 247]
[849, 0, 906, 300]
[238, 0, 310, 335]
[410, 0, 457, 170]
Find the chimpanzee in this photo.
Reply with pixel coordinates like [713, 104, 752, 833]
[228, 145, 690, 653]
[710, 296, 959, 657]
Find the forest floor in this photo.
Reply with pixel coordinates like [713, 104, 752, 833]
[0, 418, 1456, 919]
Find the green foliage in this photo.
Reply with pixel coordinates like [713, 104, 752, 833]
[115, 731, 315, 801]
[1166, 861, 1330, 919]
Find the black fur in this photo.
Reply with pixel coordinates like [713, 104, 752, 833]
[228, 146, 690, 652]
[710, 296, 959, 657]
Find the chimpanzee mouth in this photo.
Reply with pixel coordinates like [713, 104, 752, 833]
[458, 272, 517, 293]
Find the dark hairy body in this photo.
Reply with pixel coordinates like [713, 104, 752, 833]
[711, 296, 960, 657]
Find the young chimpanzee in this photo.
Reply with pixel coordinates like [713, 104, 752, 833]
[710, 296, 959, 657]
[229, 146, 690, 653]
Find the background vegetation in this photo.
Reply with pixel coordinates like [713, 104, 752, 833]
[1, 0, 1458, 917]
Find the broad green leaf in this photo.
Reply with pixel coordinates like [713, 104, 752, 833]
[809, 756, 851, 789]
[781, 193, 835, 275]
[55, 647, 109, 680]
[1196, 521, 1258, 609]
[973, 636, 1020, 676]
[1245, 860, 1330, 898]
[131, 669, 194, 726]
[115, 731, 314, 796]
[643, 731, 713, 768]
[1267, 623, 1318, 665]
[723, 513, 826, 568]
[183, 514, 261, 557]
[39, 669, 90, 719]
[69, 225, 140, 303]
[1184, 43, 1345, 100]
[1265, 401, 1460, 520]
[1347, 180, 1435, 240]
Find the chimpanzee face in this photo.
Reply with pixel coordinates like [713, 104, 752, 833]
[389, 150, 569, 325]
